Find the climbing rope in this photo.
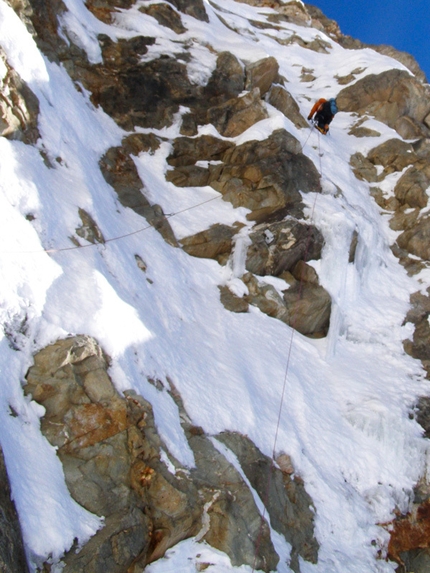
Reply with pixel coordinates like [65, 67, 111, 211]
[251, 127, 324, 573]
[1, 194, 222, 256]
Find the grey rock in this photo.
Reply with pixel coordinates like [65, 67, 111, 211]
[0, 446, 29, 573]
[217, 431, 319, 572]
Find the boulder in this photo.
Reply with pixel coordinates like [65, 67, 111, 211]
[246, 220, 324, 277]
[394, 167, 429, 208]
[337, 69, 430, 138]
[245, 56, 279, 96]
[218, 285, 249, 313]
[204, 52, 245, 101]
[179, 223, 237, 262]
[91, 40, 197, 130]
[207, 87, 269, 137]
[367, 138, 417, 175]
[268, 86, 309, 129]
[397, 216, 430, 259]
[283, 281, 331, 336]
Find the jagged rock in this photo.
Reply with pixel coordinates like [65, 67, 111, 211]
[268, 85, 309, 129]
[243, 273, 289, 323]
[246, 220, 324, 277]
[403, 288, 430, 377]
[204, 52, 245, 101]
[281, 279, 331, 337]
[217, 432, 319, 572]
[349, 152, 380, 183]
[242, 269, 331, 337]
[300, 67, 316, 82]
[93, 39, 195, 130]
[394, 167, 429, 209]
[75, 208, 105, 245]
[245, 57, 279, 96]
[412, 138, 430, 160]
[139, 3, 187, 34]
[291, 260, 319, 284]
[397, 216, 430, 260]
[371, 45, 428, 84]
[179, 223, 237, 262]
[0, 49, 40, 143]
[100, 134, 178, 247]
[167, 135, 234, 167]
[167, 129, 321, 222]
[0, 446, 29, 573]
[305, 4, 340, 36]
[350, 138, 421, 184]
[367, 138, 418, 175]
[24, 336, 153, 572]
[25, 336, 309, 572]
[389, 205, 419, 232]
[207, 87, 268, 137]
[212, 129, 321, 221]
[218, 285, 249, 313]
[337, 69, 430, 138]
[168, 0, 208, 22]
[384, 499, 430, 570]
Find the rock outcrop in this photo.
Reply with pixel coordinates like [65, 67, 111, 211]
[0, 446, 29, 573]
[24, 335, 319, 573]
[337, 69, 430, 139]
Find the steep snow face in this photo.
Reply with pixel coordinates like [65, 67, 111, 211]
[0, 0, 429, 571]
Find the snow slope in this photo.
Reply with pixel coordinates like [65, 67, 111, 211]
[0, 0, 429, 571]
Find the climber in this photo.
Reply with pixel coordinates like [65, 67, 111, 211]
[307, 97, 338, 135]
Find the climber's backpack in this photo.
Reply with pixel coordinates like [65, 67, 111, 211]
[329, 98, 338, 115]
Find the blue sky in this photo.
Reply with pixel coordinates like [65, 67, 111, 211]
[312, 0, 430, 81]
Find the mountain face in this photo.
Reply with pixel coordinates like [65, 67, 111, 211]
[2, 0, 430, 572]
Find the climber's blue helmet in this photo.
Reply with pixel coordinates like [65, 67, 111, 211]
[329, 98, 338, 115]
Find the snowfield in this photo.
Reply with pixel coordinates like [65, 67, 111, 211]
[0, 0, 429, 571]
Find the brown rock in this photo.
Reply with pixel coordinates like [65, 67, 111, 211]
[219, 285, 249, 313]
[394, 167, 429, 208]
[245, 56, 279, 96]
[367, 138, 417, 174]
[207, 88, 268, 137]
[397, 216, 430, 259]
[268, 86, 309, 129]
[139, 3, 187, 34]
[283, 282, 331, 337]
[180, 223, 237, 262]
[337, 69, 430, 137]
[246, 220, 324, 277]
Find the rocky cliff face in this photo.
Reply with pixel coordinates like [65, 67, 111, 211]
[2, 0, 430, 572]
